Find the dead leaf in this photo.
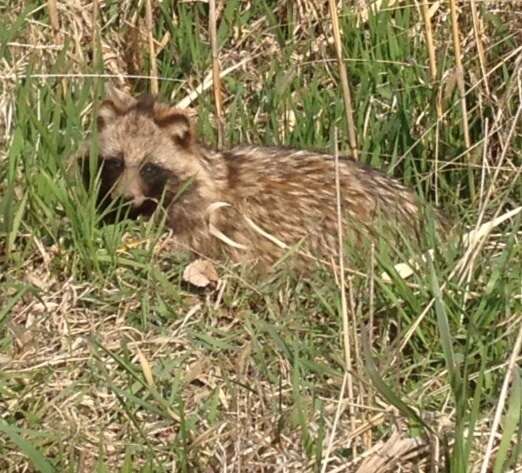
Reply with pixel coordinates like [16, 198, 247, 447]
[137, 348, 155, 387]
[183, 259, 219, 288]
[356, 430, 427, 473]
[185, 358, 211, 384]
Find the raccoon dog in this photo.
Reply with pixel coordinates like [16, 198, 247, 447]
[81, 87, 439, 271]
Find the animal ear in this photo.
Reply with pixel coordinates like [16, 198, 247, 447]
[153, 107, 194, 147]
[97, 85, 137, 129]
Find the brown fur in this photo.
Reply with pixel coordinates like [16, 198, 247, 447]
[87, 88, 440, 272]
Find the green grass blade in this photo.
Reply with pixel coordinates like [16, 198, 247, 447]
[0, 419, 56, 473]
[361, 326, 431, 432]
[493, 366, 522, 473]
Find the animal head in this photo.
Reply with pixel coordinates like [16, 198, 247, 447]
[94, 86, 207, 214]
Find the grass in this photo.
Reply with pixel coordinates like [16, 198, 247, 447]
[0, 0, 521, 472]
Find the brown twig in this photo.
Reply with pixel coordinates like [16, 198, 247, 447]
[145, 0, 159, 95]
[327, 0, 358, 160]
[209, 0, 224, 149]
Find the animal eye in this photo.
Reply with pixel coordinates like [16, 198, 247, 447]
[140, 163, 171, 190]
[140, 163, 161, 178]
[103, 156, 124, 170]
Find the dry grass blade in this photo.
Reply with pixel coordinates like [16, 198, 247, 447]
[320, 372, 349, 473]
[476, 101, 522, 226]
[448, 0, 471, 151]
[175, 57, 255, 109]
[334, 132, 352, 390]
[209, 0, 224, 149]
[328, 0, 358, 159]
[47, 0, 60, 35]
[420, 0, 437, 82]
[420, 0, 443, 205]
[321, 130, 356, 472]
[391, 205, 521, 360]
[145, 0, 158, 95]
[479, 321, 522, 473]
[91, 0, 99, 60]
[390, 43, 522, 173]
[381, 206, 522, 284]
[470, 0, 491, 97]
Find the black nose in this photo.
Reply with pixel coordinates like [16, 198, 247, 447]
[97, 196, 159, 225]
[131, 200, 158, 218]
[98, 197, 135, 223]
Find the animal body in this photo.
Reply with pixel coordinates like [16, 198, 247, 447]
[83, 88, 436, 272]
